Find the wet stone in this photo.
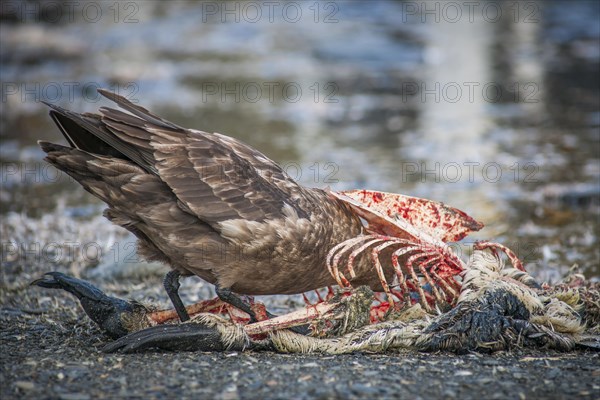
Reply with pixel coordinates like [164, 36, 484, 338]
[546, 367, 562, 379]
[443, 389, 457, 398]
[349, 383, 379, 396]
[58, 394, 91, 400]
[15, 381, 35, 391]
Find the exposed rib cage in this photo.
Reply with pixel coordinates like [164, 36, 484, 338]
[327, 234, 466, 312]
[324, 189, 530, 314]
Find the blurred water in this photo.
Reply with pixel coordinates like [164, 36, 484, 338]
[1, 0, 598, 280]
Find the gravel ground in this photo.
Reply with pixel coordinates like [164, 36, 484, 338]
[1, 2, 599, 399]
[1, 274, 599, 400]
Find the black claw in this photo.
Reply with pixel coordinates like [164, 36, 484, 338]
[163, 270, 190, 322]
[216, 285, 257, 322]
[32, 272, 142, 339]
[102, 322, 246, 353]
[288, 324, 311, 336]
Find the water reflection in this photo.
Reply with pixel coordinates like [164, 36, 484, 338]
[1, 0, 598, 279]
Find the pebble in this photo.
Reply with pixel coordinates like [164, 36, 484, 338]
[59, 394, 91, 400]
[546, 368, 561, 379]
[350, 383, 379, 395]
[443, 389, 457, 397]
[15, 381, 35, 391]
[455, 370, 473, 376]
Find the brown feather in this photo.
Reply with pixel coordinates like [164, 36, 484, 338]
[39, 90, 387, 295]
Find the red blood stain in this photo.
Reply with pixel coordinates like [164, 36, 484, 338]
[372, 192, 384, 203]
[370, 302, 391, 323]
